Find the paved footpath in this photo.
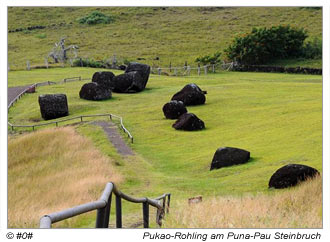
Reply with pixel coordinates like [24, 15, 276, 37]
[7, 85, 30, 106]
[92, 120, 134, 156]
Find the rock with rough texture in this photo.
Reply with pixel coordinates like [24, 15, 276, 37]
[119, 65, 127, 71]
[125, 62, 150, 88]
[268, 164, 319, 189]
[79, 82, 112, 101]
[112, 71, 145, 93]
[38, 94, 69, 120]
[172, 113, 205, 131]
[171, 83, 206, 106]
[92, 71, 115, 90]
[162, 100, 187, 119]
[210, 147, 250, 170]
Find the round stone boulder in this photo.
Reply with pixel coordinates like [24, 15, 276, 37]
[171, 83, 206, 106]
[92, 71, 115, 90]
[38, 94, 69, 120]
[172, 113, 205, 131]
[162, 100, 187, 119]
[210, 147, 250, 170]
[125, 62, 150, 88]
[79, 82, 112, 101]
[268, 164, 319, 189]
[112, 71, 145, 93]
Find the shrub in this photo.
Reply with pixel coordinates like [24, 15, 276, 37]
[301, 37, 322, 59]
[195, 51, 222, 65]
[77, 11, 115, 25]
[225, 25, 308, 65]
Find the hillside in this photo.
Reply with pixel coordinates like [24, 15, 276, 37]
[8, 7, 322, 69]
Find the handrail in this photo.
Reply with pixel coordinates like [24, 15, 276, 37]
[8, 113, 134, 143]
[40, 182, 171, 228]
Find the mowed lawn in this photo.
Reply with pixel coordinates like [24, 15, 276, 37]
[8, 68, 322, 202]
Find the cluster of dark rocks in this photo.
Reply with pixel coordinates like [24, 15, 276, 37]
[79, 62, 150, 101]
[162, 83, 206, 131]
[8, 22, 70, 33]
[8, 25, 46, 33]
[209, 146, 319, 189]
[37, 62, 150, 119]
[233, 64, 322, 75]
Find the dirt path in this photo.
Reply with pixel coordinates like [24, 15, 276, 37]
[7, 85, 31, 105]
[92, 121, 134, 156]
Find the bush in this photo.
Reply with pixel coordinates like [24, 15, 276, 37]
[301, 38, 322, 59]
[225, 25, 308, 65]
[77, 11, 115, 25]
[195, 51, 222, 65]
[73, 58, 107, 68]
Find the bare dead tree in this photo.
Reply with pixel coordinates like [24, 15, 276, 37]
[48, 37, 78, 63]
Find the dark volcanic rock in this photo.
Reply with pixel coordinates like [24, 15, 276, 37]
[79, 82, 112, 101]
[125, 62, 150, 88]
[112, 71, 145, 93]
[171, 83, 206, 106]
[162, 100, 187, 119]
[38, 94, 69, 120]
[210, 147, 250, 170]
[268, 164, 319, 189]
[119, 65, 127, 71]
[172, 113, 205, 131]
[92, 71, 115, 90]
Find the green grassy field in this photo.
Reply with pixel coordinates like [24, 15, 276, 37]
[8, 68, 322, 200]
[8, 7, 322, 69]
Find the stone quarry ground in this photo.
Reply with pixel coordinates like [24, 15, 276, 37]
[7, 67, 322, 228]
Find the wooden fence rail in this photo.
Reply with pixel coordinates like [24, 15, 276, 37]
[8, 113, 134, 143]
[8, 77, 84, 109]
[40, 182, 171, 228]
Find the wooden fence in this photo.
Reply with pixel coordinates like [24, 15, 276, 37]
[150, 62, 234, 76]
[8, 113, 134, 143]
[40, 182, 171, 228]
[8, 77, 134, 143]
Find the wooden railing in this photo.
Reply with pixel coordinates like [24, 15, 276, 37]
[40, 182, 171, 228]
[8, 77, 84, 109]
[8, 113, 134, 143]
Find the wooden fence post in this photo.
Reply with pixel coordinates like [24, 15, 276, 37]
[158, 68, 161, 75]
[174, 68, 177, 76]
[169, 62, 172, 72]
[187, 66, 191, 76]
[26, 60, 30, 71]
[197, 64, 201, 76]
[212, 64, 215, 73]
[204, 65, 208, 75]
[45, 58, 49, 69]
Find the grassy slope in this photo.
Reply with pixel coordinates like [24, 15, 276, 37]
[8, 127, 122, 228]
[8, 68, 322, 201]
[164, 176, 322, 228]
[8, 7, 322, 69]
